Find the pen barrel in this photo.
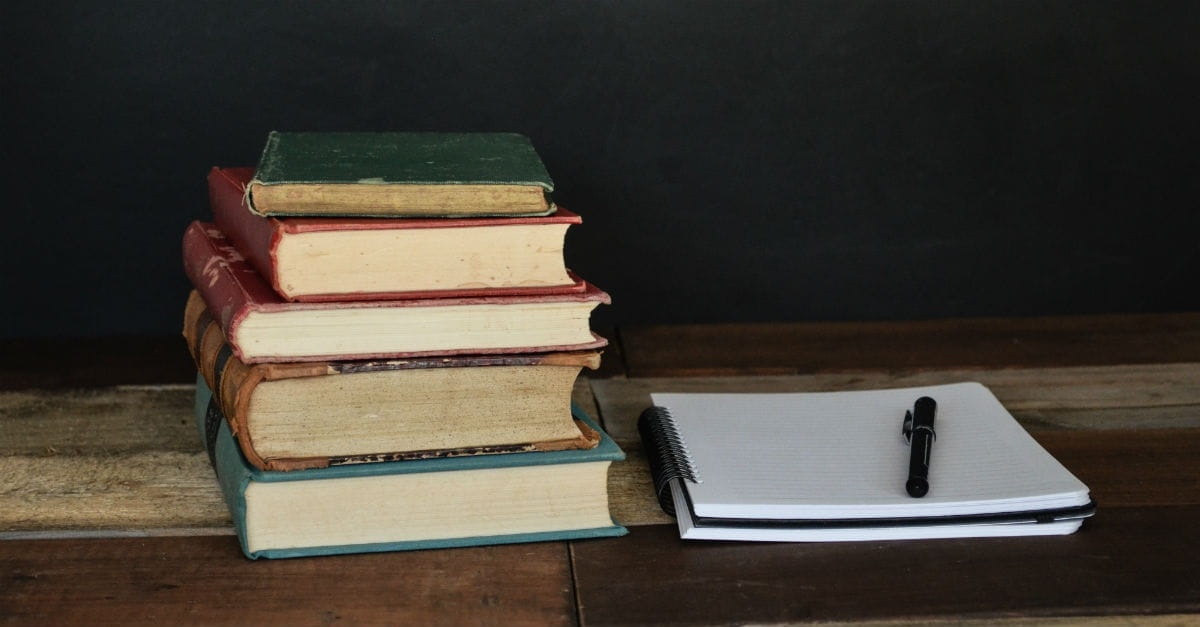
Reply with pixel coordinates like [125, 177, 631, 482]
[906, 396, 936, 497]
[906, 428, 933, 497]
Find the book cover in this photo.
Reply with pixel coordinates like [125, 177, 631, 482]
[184, 300, 603, 471]
[210, 166, 584, 302]
[195, 380, 627, 559]
[247, 132, 555, 217]
[181, 222, 610, 363]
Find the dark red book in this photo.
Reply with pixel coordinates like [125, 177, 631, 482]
[182, 221, 610, 363]
[210, 167, 585, 302]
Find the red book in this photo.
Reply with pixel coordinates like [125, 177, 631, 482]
[182, 222, 610, 363]
[209, 167, 585, 302]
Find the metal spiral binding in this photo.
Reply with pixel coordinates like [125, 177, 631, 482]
[637, 406, 700, 516]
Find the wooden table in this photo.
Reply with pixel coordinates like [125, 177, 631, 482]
[3, 314, 1199, 625]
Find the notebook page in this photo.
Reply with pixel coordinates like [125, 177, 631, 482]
[669, 481, 1085, 542]
[652, 382, 1090, 520]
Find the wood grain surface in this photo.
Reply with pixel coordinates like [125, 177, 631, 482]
[571, 507, 1200, 626]
[1, 536, 575, 627]
[620, 313, 1200, 376]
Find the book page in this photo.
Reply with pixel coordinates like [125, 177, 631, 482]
[652, 383, 1090, 520]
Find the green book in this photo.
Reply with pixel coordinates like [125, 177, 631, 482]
[247, 131, 556, 217]
[195, 376, 626, 559]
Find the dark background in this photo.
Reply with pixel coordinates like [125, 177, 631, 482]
[4, 1, 1197, 338]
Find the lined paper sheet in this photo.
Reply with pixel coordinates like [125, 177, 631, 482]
[652, 383, 1091, 524]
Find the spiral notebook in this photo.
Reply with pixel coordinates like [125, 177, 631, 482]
[639, 382, 1095, 541]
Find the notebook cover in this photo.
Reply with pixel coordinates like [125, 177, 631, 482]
[181, 222, 610, 363]
[210, 167, 585, 302]
[194, 379, 627, 559]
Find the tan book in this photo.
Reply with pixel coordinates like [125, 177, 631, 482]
[185, 298, 602, 471]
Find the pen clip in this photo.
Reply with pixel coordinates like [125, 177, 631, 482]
[902, 409, 914, 444]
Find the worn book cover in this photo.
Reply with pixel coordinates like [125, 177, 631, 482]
[210, 166, 584, 302]
[184, 295, 603, 471]
[196, 380, 627, 559]
[181, 222, 610, 363]
[247, 132, 555, 217]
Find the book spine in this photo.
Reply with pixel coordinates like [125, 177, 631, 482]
[182, 221, 285, 359]
[209, 167, 287, 298]
[245, 132, 280, 216]
[193, 376, 256, 558]
[184, 292, 322, 471]
[184, 291, 254, 412]
[637, 406, 700, 516]
[182, 222, 251, 336]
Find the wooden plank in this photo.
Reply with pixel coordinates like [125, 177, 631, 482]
[0, 336, 195, 390]
[0, 535, 575, 627]
[0, 379, 212, 536]
[0, 384, 226, 535]
[620, 313, 1200, 376]
[571, 506, 1200, 625]
[607, 429, 1200, 527]
[1034, 429, 1200, 509]
[590, 364, 1200, 440]
[606, 440, 674, 527]
[0, 452, 229, 533]
[0, 385, 197, 454]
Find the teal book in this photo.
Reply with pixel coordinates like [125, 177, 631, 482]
[247, 131, 556, 218]
[195, 376, 626, 559]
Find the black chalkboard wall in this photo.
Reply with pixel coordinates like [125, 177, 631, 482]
[4, 1, 1197, 337]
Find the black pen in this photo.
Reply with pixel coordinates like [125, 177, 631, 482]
[902, 396, 937, 497]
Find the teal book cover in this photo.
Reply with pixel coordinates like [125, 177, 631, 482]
[194, 376, 627, 559]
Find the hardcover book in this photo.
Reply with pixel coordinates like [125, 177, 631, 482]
[210, 167, 583, 302]
[181, 222, 610, 363]
[185, 300, 603, 471]
[247, 132, 555, 217]
[195, 381, 627, 559]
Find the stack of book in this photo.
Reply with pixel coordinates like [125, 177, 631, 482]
[181, 132, 625, 559]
